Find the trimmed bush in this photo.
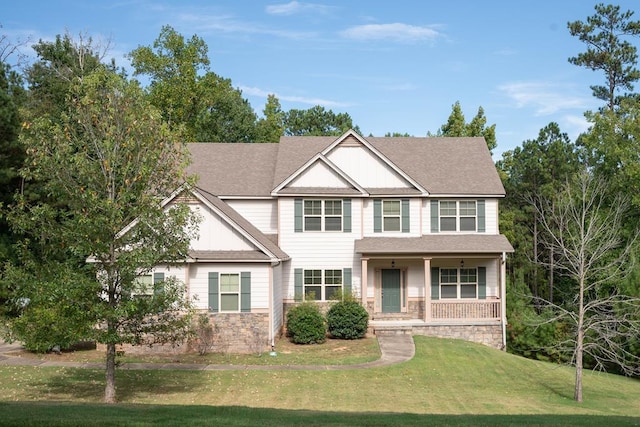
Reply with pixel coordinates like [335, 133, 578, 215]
[327, 299, 369, 339]
[286, 302, 326, 344]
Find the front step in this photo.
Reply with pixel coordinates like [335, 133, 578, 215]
[371, 325, 413, 336]
[371, 313, 414, 321]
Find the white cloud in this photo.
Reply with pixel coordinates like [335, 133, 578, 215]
[265, 1, 334, 16]
[178, 13, 316, 39]
[340, 23, 441, 43]
[498, 81, 591, 115]
[240, 85, 350, 108]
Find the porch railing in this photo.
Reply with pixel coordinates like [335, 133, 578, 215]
[431, 300, 500, 321]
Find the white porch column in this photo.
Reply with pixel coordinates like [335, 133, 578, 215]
[361, 257, 369, 308]
[423, 257, 431, 322]
[500, 252, 507, 350]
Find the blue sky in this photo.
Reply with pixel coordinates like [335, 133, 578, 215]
[3, 1, 639, 158]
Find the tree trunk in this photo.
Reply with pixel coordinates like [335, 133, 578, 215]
[549, 246, 554, 304]
[105, 339, 117, 403]
[574, 277, 585, 403]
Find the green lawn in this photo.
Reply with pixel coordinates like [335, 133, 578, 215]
[1, 336, 639, 426]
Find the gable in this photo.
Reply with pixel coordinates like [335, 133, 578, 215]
[288, 159, 352, 188]
[187, 202, 256, 252]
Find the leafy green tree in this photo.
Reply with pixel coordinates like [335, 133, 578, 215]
[383, 132, 412, 137]
[498, 123, 580, 303]
[255, 94, 285, 142]
[568, 3, 640, 110]
[8, 67, 200, 403]
[129, 25, 257, 142]
[283, 105, 360, 136]
[437, 101, 497, 153]
[25, 33, 107, 121]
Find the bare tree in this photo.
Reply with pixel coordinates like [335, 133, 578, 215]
[532, 170, 640, 402]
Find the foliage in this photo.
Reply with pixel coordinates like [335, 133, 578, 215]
[326, 294, 369, 340]
[8, 66, 200, 403]
[286, 302, 326, 344]
[129, 25, 256, 142]
[568, 3, 640, 110]
[437, 101, 497, 153]
[531, 170, 640, 401]
[283, 105, 360, 136]
[255, 94, 285, 142]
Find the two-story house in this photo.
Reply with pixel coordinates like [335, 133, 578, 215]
[154, 130, 513, 353]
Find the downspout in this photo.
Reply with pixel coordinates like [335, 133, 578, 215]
[501, 252, 507, 350]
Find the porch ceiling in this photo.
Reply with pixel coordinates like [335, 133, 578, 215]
[354, 234, 514, 254]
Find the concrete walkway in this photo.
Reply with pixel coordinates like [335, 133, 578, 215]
[0, 335, 415, 371]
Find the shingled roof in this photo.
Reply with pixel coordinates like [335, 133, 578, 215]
[186, 132, 505, 197]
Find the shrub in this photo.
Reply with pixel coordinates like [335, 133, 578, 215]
[286, 302, 326, 344]
[327, 297, 369, 340]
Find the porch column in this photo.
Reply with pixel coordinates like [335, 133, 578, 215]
[361, 257, 369, 308]
[500, 252, 507, 350]
[423, 257, 431, 322]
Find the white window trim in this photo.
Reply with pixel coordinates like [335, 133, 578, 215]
[440, 267, 478, 299]
[382, 200, 401, 232]
[303, 199, 343, 232]
[439, 200, 477, 232]
[219, 273, 240, 312]
[303, 268, 343, 301]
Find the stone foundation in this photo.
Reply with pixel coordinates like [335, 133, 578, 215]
[411, 324, 504, 350]
[196, 312, 270, 354]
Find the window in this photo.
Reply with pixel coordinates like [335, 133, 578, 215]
[440, 268, 477, 299]
[220, 273, 240, 311]
[383, 200, 401, 231]
[304, 200, 342, 231]
[439, 201, 477, 232]
[133, 272, 164, 296]
[304, 269, 343, 301]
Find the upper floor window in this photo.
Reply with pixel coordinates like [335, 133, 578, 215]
[383, 200, 401, 231]
[374, 198, 410, 233]
[433, 200, 484, 233]
[296, 199, 351, 232]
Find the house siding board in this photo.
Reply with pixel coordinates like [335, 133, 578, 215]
[189, 203, 254, 251]
[325, 145, 412, 188]
[225, 199, 278, 234]
[272, 262, 284, 336]
[288, 161, 350, 188]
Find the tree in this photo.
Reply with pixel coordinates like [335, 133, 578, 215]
[283, 105, 360, 136]
[255, 94, 285, 142]
[437, 101, 497, 153]
[532, 170, 640, 402]
[8, 67, 200, 403]
[568, 3, 640, 111]
[129, 25, 257, 142]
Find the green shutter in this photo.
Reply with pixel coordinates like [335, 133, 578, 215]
[208, 272, 219, 312]
[343, 199, 352, 232]
[294, 268, 303, 302]
[373, 199, 382, 233]
[241, 272, 251, 312]
[153, 272, 165, 294]
[477, 200, 486, 232]
[431, 267, 440, 300]
[294, 199, 303, 232]
[343, 268, 352, 295]
[401, 199, 410, 233]
[430, 200, 439, 233]
[478, 267, 486, 299]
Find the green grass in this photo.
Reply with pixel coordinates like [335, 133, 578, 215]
[1, 336, 639, 425]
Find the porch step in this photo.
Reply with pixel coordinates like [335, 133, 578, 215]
[371, 313, 414, 321]
[371, 325, 413, 336]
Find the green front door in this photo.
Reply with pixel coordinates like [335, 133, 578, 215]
[381, 269, 401, 313]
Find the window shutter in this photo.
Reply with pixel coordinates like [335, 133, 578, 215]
[294, 268, 303, 302]
[343, 268, 352, 295]
[430, 267, 440, 300]
[153, 272, 165, 294]
[477, 200, 486, 232]
[373, 199, 382, 232]
[294, 199, 303, 232]
[208, 272, 219, 312]
[430, 200, 439, 233]
[343, 199, 352, 233]
[401, 199, 410, 233]
[241, 272, 251, 312]
[478, 267, 486, 299]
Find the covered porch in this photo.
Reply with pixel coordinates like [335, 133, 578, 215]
[354, 234, 514, 349]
